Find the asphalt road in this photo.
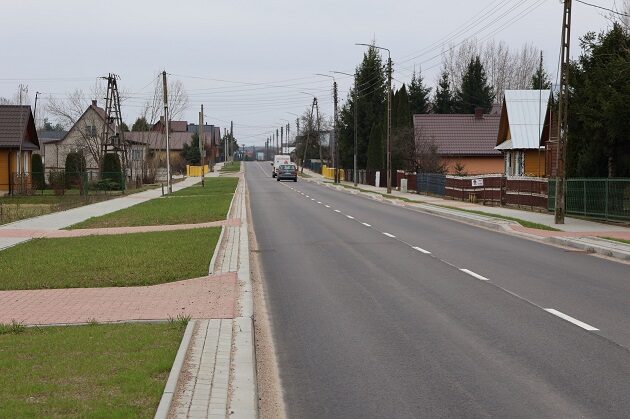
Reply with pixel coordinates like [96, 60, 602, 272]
[246, 161, 630, 419]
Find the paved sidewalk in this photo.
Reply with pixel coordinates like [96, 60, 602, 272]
[303, 169, 630, 260]
[0, 273, 237, 325]
[165, 167, 258, 419]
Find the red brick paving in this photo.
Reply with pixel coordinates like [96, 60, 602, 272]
[0, 219, 240, 239]
[0, 273, 237, 325]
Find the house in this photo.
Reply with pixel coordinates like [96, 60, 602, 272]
[0, 105, 40, 194]
[413, 108, 502, 175]
[495, 90, 551, 177]
[186, 123, 222, 163]
[44, 100, 112, 175]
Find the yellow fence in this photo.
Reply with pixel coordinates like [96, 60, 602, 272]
[321, 165, 344, 180]
[186, 165, 209, 177]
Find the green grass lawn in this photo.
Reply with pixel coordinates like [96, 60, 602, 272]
[69, 177, 237, 229]
[0, 322, 184, 418]
[599, 236, 630, 245]
[0, 228, 220, 290]
[220, 161, 241, 173]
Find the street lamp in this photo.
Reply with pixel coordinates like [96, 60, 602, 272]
[356, 43, 392, 194]
[332, 71, 357, 186]
[315, 73, 340, 183]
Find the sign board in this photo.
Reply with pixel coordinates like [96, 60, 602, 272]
[471, 178, 484, 187]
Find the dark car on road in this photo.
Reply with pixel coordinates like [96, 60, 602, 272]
[277, 164, 298, 182]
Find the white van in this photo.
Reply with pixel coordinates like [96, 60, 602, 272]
[271, 155, 292, 178]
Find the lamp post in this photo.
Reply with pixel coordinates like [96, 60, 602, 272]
[356, 43, 391, 194]
[332, 71, 357, 186]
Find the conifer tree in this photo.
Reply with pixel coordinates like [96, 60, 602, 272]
[366, 122, 384, 170]
[433, 71, 455, 114]
[454, 56, 494, 113]
[408, 68, 432, 114]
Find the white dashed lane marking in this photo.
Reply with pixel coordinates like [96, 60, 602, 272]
[544, 309, 599, 331]
[334, 209, 341, 213]
[412, 246, 431, 254]
[346, 215, 354, 219]
[382, 232, 396, 238]
[362, 222, 371, 227]
[460, 269, 489, 281]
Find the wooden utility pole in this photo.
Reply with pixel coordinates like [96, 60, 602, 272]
[281, 126, 284, 154]
[199, 104, 205, 187]
[229, 121, 234, 162]
[162, 71, 172, 194]
[555, 0, 572, 224]
[386, 56, 392, 194]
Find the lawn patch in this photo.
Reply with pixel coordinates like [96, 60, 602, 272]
[0, 228, 220, 290]
[220, 161, 241, 173]
[69, 177, 237, 229]
[599, 236, 630, 245]
[0, 323, 183, 418]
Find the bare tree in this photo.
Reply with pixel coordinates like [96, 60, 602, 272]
[442, 39, 541, 103]
[414, 127, 446, 174]
[139, 76, 189, 125]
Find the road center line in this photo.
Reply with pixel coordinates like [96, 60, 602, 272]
[325, 205, 330, 208]
[362, 222, 371, 227]
[334, 209, 341, 213]
[346, 215, 354, 219]
[382, 232, 395, 238]
[544, 309, 599, 331]
[412, 246, 431, 254]
[317, 201, 322, 204]
[460, 269, 489, 281]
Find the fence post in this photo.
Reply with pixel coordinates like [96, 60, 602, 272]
[583, 180, 587, 216]
[605, 179, 609, 220]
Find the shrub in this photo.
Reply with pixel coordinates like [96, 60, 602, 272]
[101, 153, 123, 190]
[48, 170, 65, 195]
[31, 154, 45, 190]
[65, 152, 86, 189]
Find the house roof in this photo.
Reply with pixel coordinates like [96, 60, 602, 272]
[186, 124, 222, 146]
[38, 130, 68, 145]
[125, 131, 193, 151]
[0, 105, 39, 150]
[53, 102, 111, 144]
[152, 120, 188, 133]
[413, 113, 501, 157]
[496, 89, 551, 150]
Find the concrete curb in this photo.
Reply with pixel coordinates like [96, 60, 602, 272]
[305, 176, 630, 262]
[155, 319, 196, 419]
[209, 179, 240, 275]
[229, 174, 258, 418]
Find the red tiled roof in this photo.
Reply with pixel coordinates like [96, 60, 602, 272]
[0, 105, 39, 150]
[413, 113, 501, 156]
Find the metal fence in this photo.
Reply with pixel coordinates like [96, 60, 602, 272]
[548, 178, 630, 221]
[417, 173, 446, 196]
[3, 171, 126, 196]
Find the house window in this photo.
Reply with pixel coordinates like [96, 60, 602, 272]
[86, 125, 97, 137]
[132, 149, 143, 161]
[515, 151, 524, 176]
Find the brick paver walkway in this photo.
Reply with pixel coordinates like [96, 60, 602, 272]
[0, 219, 240, 239]
[0, 273, 237, 325]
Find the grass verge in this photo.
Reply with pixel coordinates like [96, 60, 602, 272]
[298, 172, 311, 178]
[69, 177, 237, 229]
[0, 322, 184, 418]
[599, 236, 630, 245]
[220, 161, 241, 173]
[0, 228, 220, 290]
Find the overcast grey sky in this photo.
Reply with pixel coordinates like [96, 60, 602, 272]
[0, 0, 621, 146]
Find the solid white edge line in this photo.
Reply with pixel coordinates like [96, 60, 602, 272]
[362, 222, 371, 227]
[412, 246, 431, 254]
[544, 308, 599, 331]
[346, 215, 354, 219]
[460, 268, 489, 281]
[382, 232, 395, 238]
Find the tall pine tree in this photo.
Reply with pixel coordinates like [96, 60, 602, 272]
[391, 85, 414, 171]
[366, 122, 384, 170]
[433, 71, 455, 114]
[338, 45, 387, 169]
[408, 68, 432, 114]
[531, 58, 552, 90]
[454, 56, 494, 113]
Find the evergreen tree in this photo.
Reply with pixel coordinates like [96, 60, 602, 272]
[366, 122, 384, 170]
[131, 117, 150, 131]
[101, 153, 123, 189]
[531, 62, 552, 90]
[181, 133, 201, 164]
[408, 68, 432, 114]
[31, 154, 45, 190]
[338, 45, 387, 169]
[567, 23, 630, 177]
[433, 71, 455, 114]
[391, 85, 414, 171]
[454, 56, 494, 113]
[64, 152, 86, 188]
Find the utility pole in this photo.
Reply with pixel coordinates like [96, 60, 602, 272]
[162, 71, 172, 193]
[281, 126, 284, 154]
[301, 98, 317, 174]
[386, 55, 392, 194]
[555, 0, 572, 224]
[230, 121, 234, 162]
[332, 79, 339, 183]
[199, 104, 205, 187]
[17, 84, 28, 183]
[276, 129, 279, 154]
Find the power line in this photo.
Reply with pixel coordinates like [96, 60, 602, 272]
[575, 0, 630, 16]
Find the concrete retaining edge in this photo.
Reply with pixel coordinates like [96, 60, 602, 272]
[155, 319, 195, 419]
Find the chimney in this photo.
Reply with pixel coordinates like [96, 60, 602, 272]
[474, 107, 484, 120]
[91, 100, 97, 107]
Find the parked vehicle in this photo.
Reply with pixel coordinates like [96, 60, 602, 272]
[271, 155, 291, 178]
[276, 164, 298, 182]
